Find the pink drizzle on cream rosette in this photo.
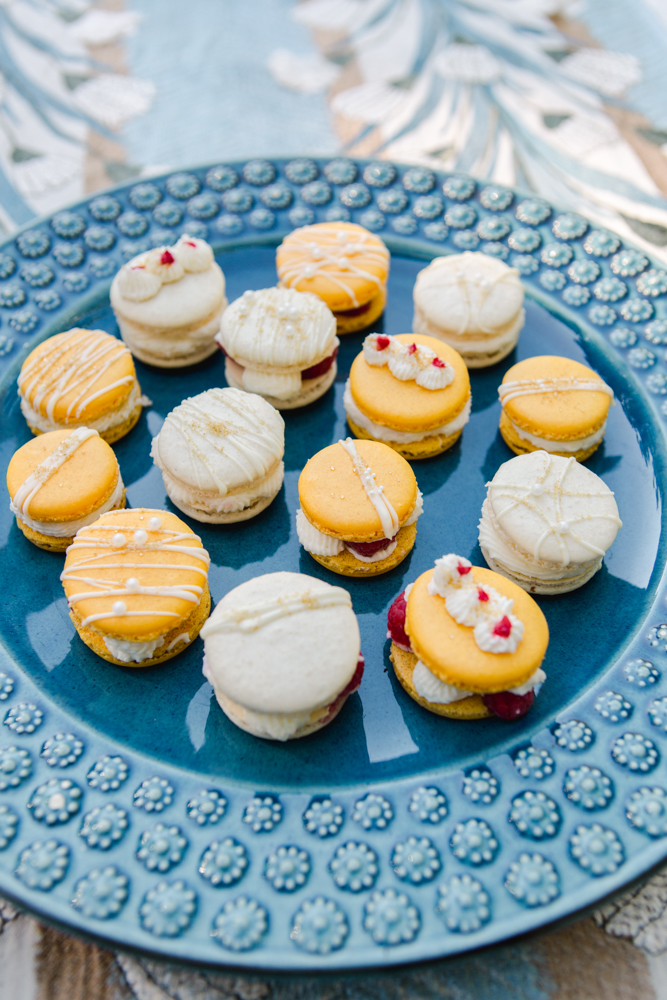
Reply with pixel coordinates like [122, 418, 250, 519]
[362, 334, 455, 390]
[427, 554, 525, 654]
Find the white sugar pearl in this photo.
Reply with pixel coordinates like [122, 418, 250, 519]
[530, 483, 544, 496]
[276, 304, 287, 319]
[148, 516, 162, 531]
[134, 529, 148, 545]
[288, 305, 300, 319]
[111, 533, 126, 549]
[112, 601, 127, 616]
[556, 521, 570, 534]
[284, 323, 294, 335]
[125, 578, 141, 593]
[309, 246, 323, 260]
[303, 265, 315, 278]
[336, 230, 348, 243]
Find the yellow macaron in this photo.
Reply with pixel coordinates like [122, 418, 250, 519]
[297, 438, 422, 577]
[345, 333, 471, 459]
[389, 556, 548, 720]
[61, 507, 211, 667]
[276, 222, 390, 333]
[18, 328, 144, 444]
[498, 355, 613, 461]
[7, 428, 126, 552]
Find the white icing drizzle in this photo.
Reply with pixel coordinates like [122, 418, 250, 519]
[498, 377, 614, 407]
[18, 329, 134, 422]
[166, 632, 191, 651]
[338, 438, 400, 539]
[277, 225, 389, 308]
[200, 588, 351, 637]
[11, 427, 99, 517]
[155, 388, 284, 497]
[61, 520, 209, 629]
[487, 452, 623, 567]
[415, 252, 523, 337]
[361, 334, 454, 390]
[426, 553, 524, 654]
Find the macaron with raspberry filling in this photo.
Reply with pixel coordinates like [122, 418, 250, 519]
[388, 554, 548, 720]
[216, 287, 338, 409]
[201, 571, 363, 741]
[297, 438, 422, 578]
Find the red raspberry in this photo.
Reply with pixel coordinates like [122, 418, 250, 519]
[493, 615, 512, 638]
[432, 358, 446, 368]
[346, 536, 395, 557]
[160, 249, 175, 265]
[477, 587, 489, 602]
[407, 343, 418, 354]
[301, 347, 338, 380]
[482, 689, 535, 720]
[387, 591, 411, 649]
[457, 562, 471, 577]
[375, 335, 391, 350]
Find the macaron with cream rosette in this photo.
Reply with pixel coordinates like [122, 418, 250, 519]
[110, 235, 227, 368]
[61, 507, 211, 667]
[201, 571, 363, 741]
[7, 428, 126, 552]
[276, 222, 390, 334]
[479, 450, 622, 595]
[297, 438, 422, 577]
[498, 356, 614, 461]
[151, 387, 285, 524]
[413, 251, 525, 367]
[388, 554, 549, 720]
[216, 287, 338, 409]
[344, 332, 471, 459]
[17, 328, 145, 444]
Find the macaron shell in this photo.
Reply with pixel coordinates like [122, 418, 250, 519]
[406, 567, 549, 692]
[276, 222, 389, 311]
[73, 582, 210, 667]
[390, 643, 491, 719]
[346, 416, 462, 459]
[499, 411, 601, 462]
[62, 508, 209, 641]
[7, 430, 120, 523]
[349, 334, 470, 433]
[310, 523, 416, 577]
[501, 356, 611, 440]
[298, 439, 418, 540]
[111, 264, 226, 329]
[20, 329, 137, 425]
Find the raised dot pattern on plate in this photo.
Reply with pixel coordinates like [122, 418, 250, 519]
[1, 159, 667, 969]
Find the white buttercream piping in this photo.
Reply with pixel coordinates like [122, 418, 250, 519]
[509, 419, 607, 454]
[295, 509, 345, 556]
[344, 381, 470, 443]
[13, 474, 124, 538]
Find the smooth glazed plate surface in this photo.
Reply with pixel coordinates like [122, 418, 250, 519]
[0, 160, 666, 970]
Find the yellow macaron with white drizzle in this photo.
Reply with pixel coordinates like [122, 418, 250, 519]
[61, 507, 210, 667]
[297, 438, 422, 577]
[7, 428, 125, 552]
[388, 554, 549, 720]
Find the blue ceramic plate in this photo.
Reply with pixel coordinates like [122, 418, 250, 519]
[0, 159, 666, 971]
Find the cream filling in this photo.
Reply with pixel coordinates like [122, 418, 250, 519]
[413, 658, 546, 704]
[162, 463, 284, 515]
[413, 309, 523, 353]
[12, 475, 125, 537]
[295, 509, 344, 556]
[344, 381, 471, 443]
[20, 381, 146, 435]
[478, 498, 601, 582]
[509, 418, 607, 454]
[117, 305, 226, 359]
[213, 688, 322, 741]
[103, 634, 165, 663]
